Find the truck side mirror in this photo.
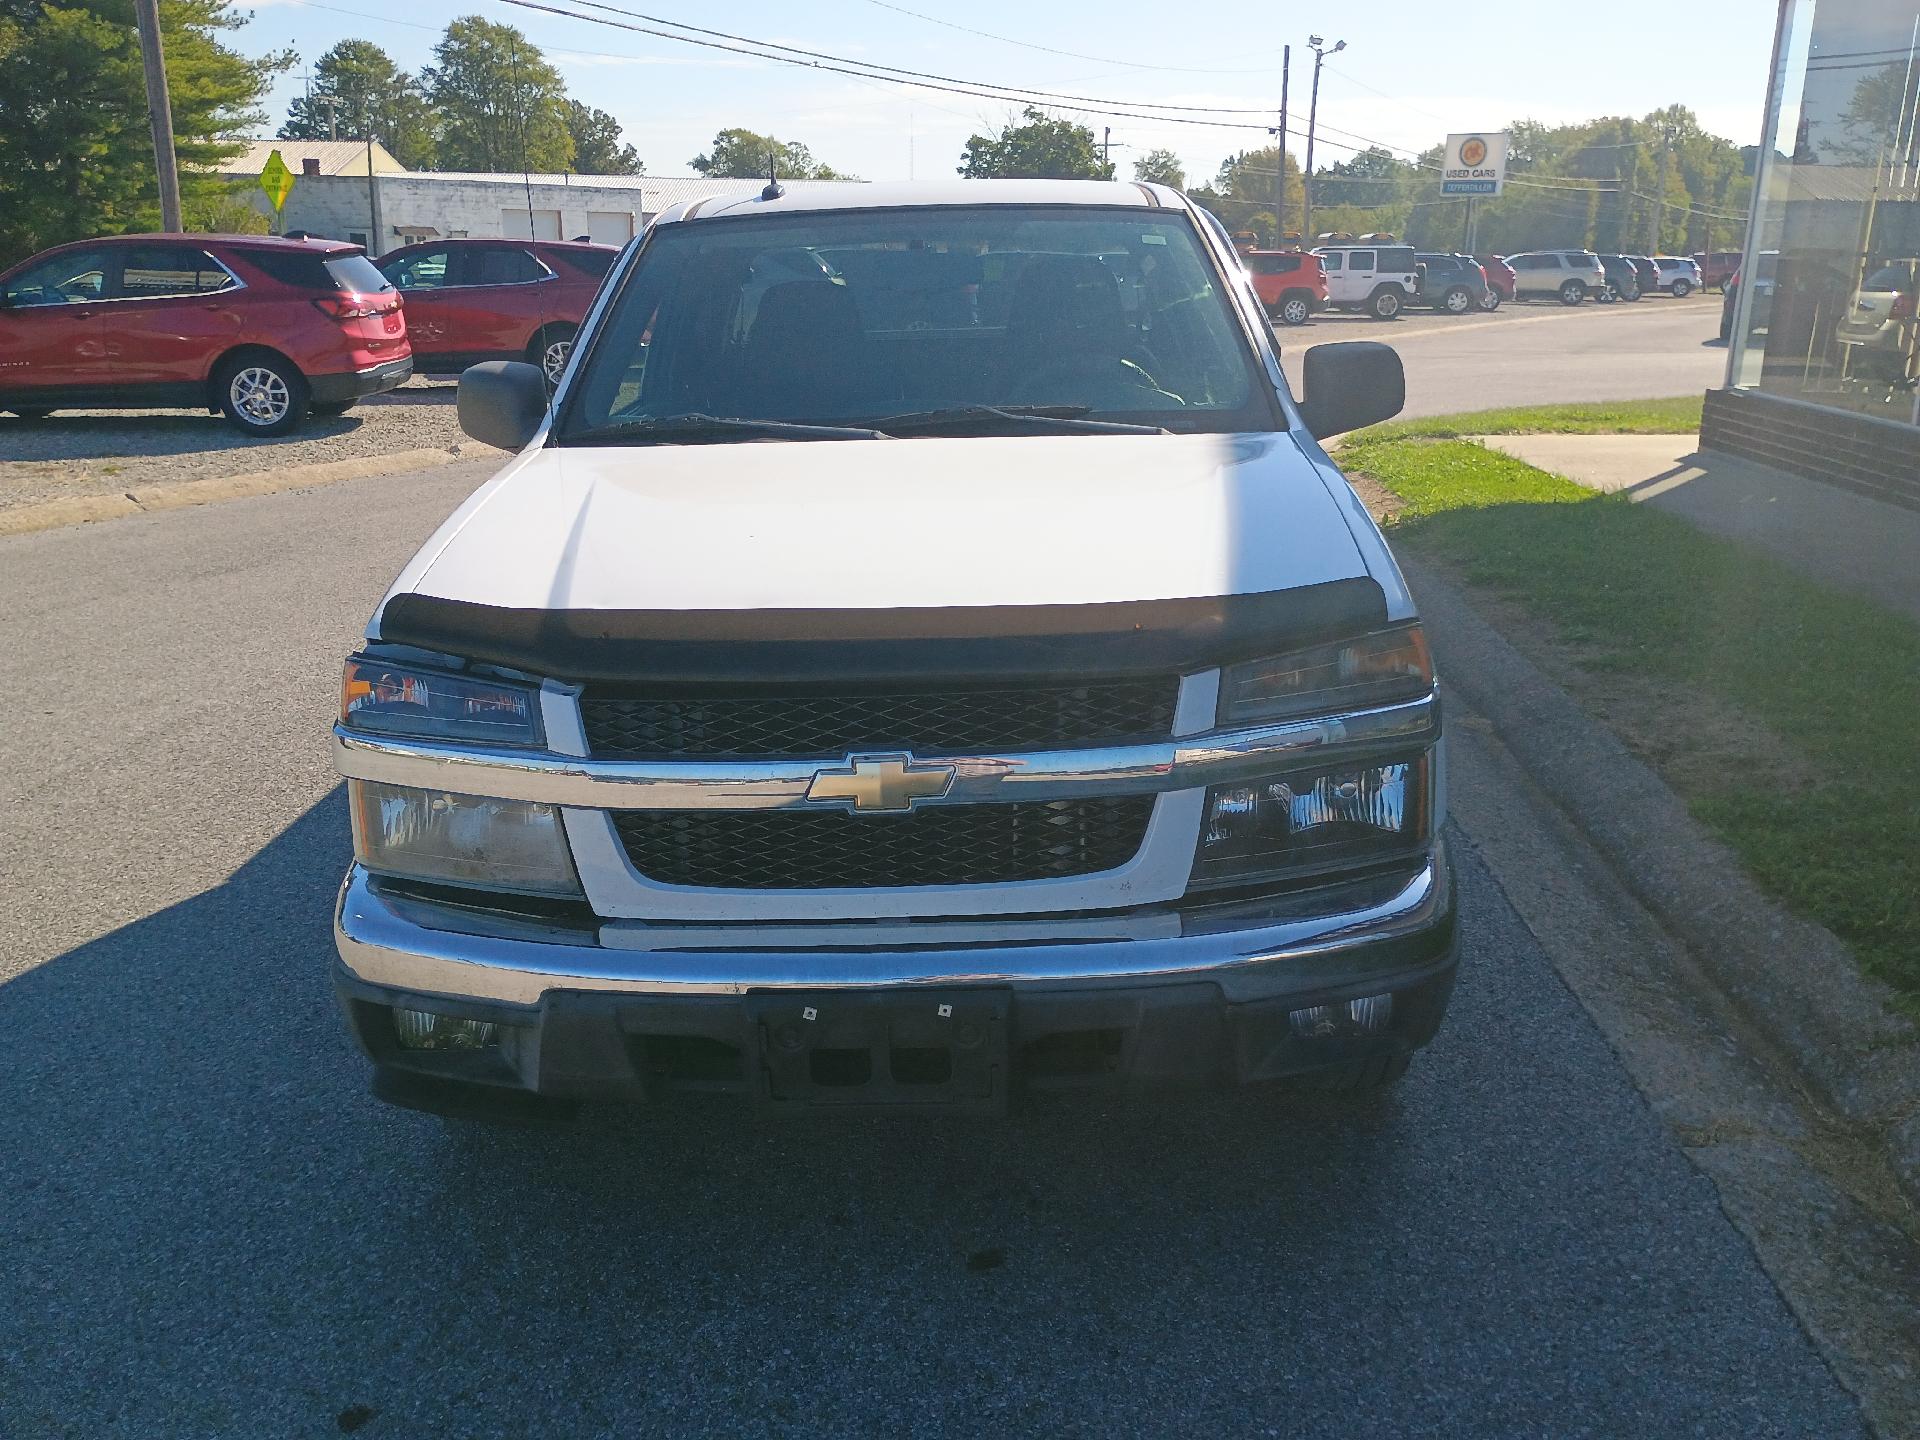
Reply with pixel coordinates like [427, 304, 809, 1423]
[458, 361, 550, 451]
[1296, 341, 1405, 439]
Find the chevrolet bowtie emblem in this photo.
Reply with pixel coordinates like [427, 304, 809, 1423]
[806, 754, 955, 813]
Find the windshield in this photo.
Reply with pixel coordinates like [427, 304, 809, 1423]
[558, 205, 1272, 442]
[1863, 262, 1917, 292]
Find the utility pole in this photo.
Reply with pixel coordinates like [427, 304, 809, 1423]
[326, 95, 338, 142]
[366, 132, 381, 249]
[1102, 126, 1111, 170]
[1302, 35, 1345, 245]
[1648, 121, 1671, 254]
[1274, 45, 1290, 244]
[133, 0, 182, 232]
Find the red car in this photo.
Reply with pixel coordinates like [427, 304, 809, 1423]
[1243, 250, 1327, 326]
[375, 239, 620, 382]
[1693, 251, 1742, 291]
[1475, 255, 1517, 305]
[0, 234, 410, 435]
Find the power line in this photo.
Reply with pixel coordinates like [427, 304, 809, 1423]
[854, 0, 1286, 76]
[495, 0, 1437, 150]
[547, 0, 1282, 114]
[1318, 63, 1450, 127]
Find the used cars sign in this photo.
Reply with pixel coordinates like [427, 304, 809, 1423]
[1441, 132, 1509, 196]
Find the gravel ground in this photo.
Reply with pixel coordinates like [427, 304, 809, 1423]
[0, 377, 471, 511]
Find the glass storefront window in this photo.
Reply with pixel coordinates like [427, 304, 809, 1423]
[1731, 0, 1920, 428]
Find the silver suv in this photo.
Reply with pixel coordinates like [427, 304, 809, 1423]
[1506, 250, 1607, 305]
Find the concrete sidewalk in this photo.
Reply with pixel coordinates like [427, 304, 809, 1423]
[1472, 433, 1920, 624]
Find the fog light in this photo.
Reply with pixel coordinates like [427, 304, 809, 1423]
[1289, 993, 1394, 1041]
[1347, 992, 1393, 1034]
[1289, 1004, 1338, 1039]
[394, 1007, 498, 1051]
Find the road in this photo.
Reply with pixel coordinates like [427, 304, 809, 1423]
[1279, 292, 1727, 417]
[0, 416, 1885, 1433]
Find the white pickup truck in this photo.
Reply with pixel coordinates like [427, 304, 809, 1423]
[331, 180, 1458, 1120]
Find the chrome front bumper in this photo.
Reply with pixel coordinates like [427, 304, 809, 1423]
[333, 840, 1455, 1008]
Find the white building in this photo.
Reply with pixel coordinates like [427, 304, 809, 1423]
[217, 141, 850, 253]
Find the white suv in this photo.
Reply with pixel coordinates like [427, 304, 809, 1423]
[1313, 243, 1421, 320]
[1652, 256, 1702, 297]
[1506, 251, 1607, 305]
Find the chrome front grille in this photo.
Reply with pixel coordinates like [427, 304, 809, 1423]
[611, 797, 1156, 889]
[579, 679, 1178, 760]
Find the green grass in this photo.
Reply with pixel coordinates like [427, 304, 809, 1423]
[1349, 395, 1705, 443]
[1342, 430, 1920, 1009]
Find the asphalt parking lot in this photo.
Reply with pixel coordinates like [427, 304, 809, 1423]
[1279, 291, 1726, 417]
[0, 458, 1876, 1439]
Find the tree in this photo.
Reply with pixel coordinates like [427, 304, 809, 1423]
[689, 127, 849, 180]
[422, 17, 572, 173]
[0, 0, 289, 263]
[1311, 146, 1410, 209]
[1132, 148, 1185, 189]
[1828, 64, 1914, 164]
[565, 99, 641, 175]
[1188, 145, 1304, 243]
[958, 107, 1114, 180]
[281, 39, 437, 169]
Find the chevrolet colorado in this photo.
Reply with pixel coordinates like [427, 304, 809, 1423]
[331, 179, 1457, 1119]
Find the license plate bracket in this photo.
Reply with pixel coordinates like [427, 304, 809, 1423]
[748, 990, 1009, 1113]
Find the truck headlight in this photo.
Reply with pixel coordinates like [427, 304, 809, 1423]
[1218, 624, 1432, 726]
[341, 656, 542, 747]
[1190, 754, 1431, 889]
[349, 780, 582, 896]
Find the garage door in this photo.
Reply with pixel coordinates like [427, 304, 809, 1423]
[587, 210, 635, 245]
[500, 207, 563, 241]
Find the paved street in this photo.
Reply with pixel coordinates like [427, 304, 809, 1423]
[1280, 293, 1727, 418]
[0, 447, 1876, 1436]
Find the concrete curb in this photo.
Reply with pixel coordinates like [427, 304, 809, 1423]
[1402, 553, 1920, 1152]
[0, 443, 497, 539]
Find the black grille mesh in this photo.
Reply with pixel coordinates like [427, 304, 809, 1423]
[613, 796, 1155, 889]
[580, 680, 1177, 760]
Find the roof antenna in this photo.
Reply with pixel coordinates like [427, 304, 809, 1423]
[761, 145, 784, 201]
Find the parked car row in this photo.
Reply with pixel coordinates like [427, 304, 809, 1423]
[0, 233, 622, 435]
[1240, 240, 1701, 325]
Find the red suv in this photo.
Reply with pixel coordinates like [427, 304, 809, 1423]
[1693, 251, 1743, 291]
[1243, 250, 1327, 326]
[375, 239, 619, 382]
[0, 234, 410, 435]
[1475, 255, 1517, 306]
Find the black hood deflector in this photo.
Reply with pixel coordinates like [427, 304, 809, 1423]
[377, 579, 1389, 685]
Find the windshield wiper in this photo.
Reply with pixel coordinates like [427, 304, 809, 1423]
[568, 413, 890, 444]
[864, 405, 1170, 436]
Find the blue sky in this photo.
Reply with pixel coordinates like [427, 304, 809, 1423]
[236, 0, 1781, 181]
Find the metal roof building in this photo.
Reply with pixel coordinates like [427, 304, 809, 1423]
[217, 143, 854, 250]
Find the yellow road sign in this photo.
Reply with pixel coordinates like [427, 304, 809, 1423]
[259, 149, 295, 213]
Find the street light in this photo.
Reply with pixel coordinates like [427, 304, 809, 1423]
[1302, 36, 1346, 245]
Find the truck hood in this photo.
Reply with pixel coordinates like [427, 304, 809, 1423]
[385, 431, 1368, 616]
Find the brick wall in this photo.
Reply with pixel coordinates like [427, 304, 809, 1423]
[1700, 387, 1920, 513]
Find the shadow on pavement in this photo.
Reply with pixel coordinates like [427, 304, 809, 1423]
[0, 411, 363, 462]
[364, 384, 458, 407]
[0, 789, 1862, 1438]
